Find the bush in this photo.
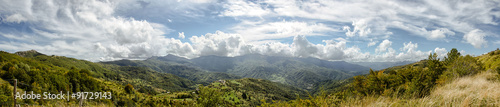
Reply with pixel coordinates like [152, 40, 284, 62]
[440, 55, 482, 81]
[125, 84, 134, 94]
[0, 84, 12, 106]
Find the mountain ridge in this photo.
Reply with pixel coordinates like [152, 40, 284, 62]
[145, 54, 371, 89]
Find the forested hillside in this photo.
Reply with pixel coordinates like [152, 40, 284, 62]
[0, 50, 113, 106]
[0, 50, 313, 106]
[102, 54, 370, 90]
[101, 58, 242, 85]
[0, 50, 208, 106]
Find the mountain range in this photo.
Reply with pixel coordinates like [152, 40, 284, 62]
[349, 61, 415, 70]
[105, 54, 371, 90]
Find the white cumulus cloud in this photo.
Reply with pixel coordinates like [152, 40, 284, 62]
[394, 42, 431, 61]
[0, 0, 185, 61]
[376, 39, 392, 53]
[430, 28, 455, 40]
[434, 47, 447, 59]
[189, 31, 245, 57]
[344, 19, 372, 37]
[220, 0, 499, 42]
[463, 29, 487, 49]
[2, 0, 492, 63]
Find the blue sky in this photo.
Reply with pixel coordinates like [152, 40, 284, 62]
[0, 0, 499, 62]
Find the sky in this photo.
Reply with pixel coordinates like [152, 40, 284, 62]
[0, 0, 499, 62]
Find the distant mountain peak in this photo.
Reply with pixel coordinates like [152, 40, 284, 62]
[15, 50, 45, 57]
[165, 54, 183, 57]
[148, 54, 192, 64]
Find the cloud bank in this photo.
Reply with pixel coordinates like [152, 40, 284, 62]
[0, 0, 498, 62]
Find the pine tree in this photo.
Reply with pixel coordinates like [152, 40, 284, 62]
[444, 48, 460, 65]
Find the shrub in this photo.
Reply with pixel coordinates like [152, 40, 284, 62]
[125, 84, 134, 94]
[0, 84, 12, 106]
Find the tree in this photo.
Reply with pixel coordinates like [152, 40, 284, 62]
[352, 75, 367, 96]
[427, 53, 445, 74]
[405, 53, 446, 97]
[444, 48, 460, 65]
[196, 85, 225, 107]
[125, 84, 134, 94]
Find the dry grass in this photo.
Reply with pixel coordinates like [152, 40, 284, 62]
[428, 71, 500, 107]
[338, 71, 500, 107]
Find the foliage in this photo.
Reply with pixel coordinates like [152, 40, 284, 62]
[497, 66, 500, 75]
[262, 48, 500, 106]
[346, 53, 446, 98]
[478, 49, 500, 70]
[0, 50, 109, 105]
[196, 85, 225, 107]
[337, 48, 487, 99]
[437, 55, 483, 84]
[444, 48, 460, 65]
[0, 83, 13, 106]
[125, 84, 134, 94]
[193, 78, 309, 106]
[0, 50, 195, 106]
[137, 86, 158, 95]
[175, 92, 192, 99]
[66, 68, 101, 92]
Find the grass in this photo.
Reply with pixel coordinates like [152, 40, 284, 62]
[429, 71, 500, 106]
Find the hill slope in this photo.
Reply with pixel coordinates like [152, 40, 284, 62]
[262, 48, 500, 106]
[0, 50, 202, 106]
[101, 58, 241, 85]
[12, 50, 196, 92]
